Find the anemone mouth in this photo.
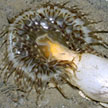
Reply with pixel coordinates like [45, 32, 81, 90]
[0, 1, 108, 100]
[2, 26, 77, 94]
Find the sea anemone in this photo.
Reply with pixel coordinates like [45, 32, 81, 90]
[0, 1, 108, 106]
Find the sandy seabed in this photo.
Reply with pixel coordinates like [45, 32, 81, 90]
[0, 0, 108, 108]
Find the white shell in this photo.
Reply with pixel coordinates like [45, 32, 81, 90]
[67, 53, 108, 103]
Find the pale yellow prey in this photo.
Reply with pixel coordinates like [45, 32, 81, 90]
[37, 34, 108, 106]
